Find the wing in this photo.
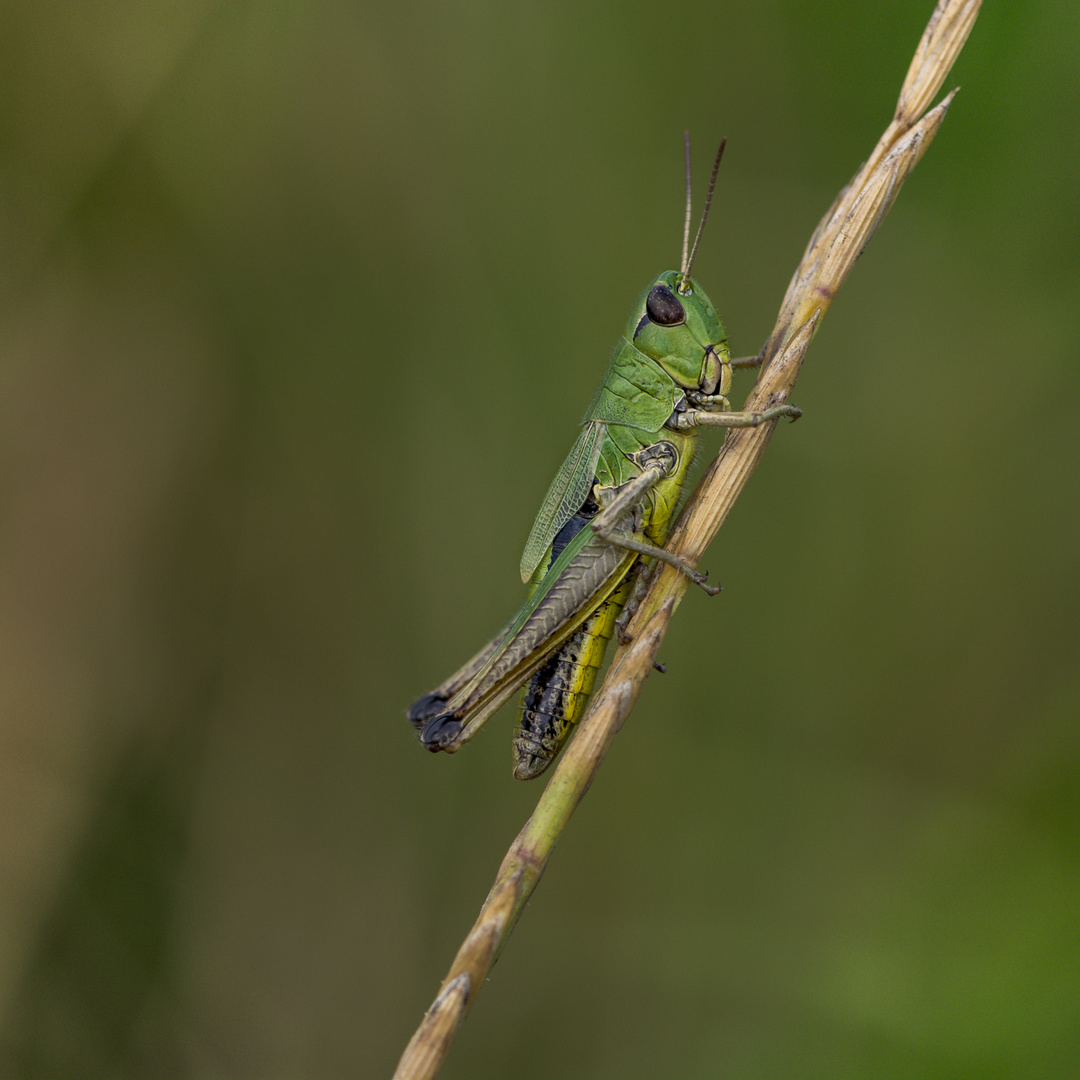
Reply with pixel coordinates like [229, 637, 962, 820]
[520, 420, 605, 583]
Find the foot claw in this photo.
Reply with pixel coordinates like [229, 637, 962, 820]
[694, 569, 722, 597]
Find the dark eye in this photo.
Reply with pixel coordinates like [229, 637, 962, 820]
[645, 284, 685, 326]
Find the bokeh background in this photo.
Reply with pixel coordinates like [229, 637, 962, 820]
[1, 2, 1077, 1077]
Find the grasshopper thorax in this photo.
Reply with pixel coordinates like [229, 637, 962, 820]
[626, 269, 730, 395]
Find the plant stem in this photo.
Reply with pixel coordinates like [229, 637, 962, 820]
[393, 4, 981, 1076]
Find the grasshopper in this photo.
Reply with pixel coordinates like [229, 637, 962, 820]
[408, 141, 799, 779]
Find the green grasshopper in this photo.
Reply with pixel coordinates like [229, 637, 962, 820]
[408, 140, 799, 779]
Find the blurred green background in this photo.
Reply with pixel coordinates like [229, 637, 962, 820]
[1, 2, 1077, 1077]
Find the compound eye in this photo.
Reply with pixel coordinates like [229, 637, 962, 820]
[645, 284, 685, 326]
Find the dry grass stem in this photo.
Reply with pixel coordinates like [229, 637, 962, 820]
[394, 3, 980, 1076]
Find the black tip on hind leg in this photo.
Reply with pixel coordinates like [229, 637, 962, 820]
[420, 712, 463, 752]
[407, 692, 449, 729]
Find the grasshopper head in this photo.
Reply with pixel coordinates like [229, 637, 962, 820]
[627, 269, 730, 395]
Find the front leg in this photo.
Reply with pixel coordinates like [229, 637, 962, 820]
[666, 401, 801, 431]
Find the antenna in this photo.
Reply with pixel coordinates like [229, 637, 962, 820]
[679, 137, 726, 294]
[681, 131, 693, 281]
